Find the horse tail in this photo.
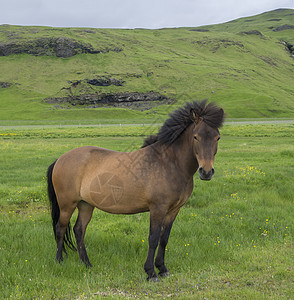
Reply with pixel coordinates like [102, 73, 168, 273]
[47, 161, 76, 251]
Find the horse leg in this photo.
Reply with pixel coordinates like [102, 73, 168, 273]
[55, 205, 76, 263]
[73, 201, 94, 267]
[155, 208, 180, 277]
[144, 209, 165, 281]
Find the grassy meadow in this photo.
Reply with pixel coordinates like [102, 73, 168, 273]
[1, 8, 293, 299]
[0, 123, 293, 299]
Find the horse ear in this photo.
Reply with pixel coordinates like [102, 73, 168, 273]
[219, 108, 224, 117]
[190, 109, 202, 124]
[219, 108, 225, 125]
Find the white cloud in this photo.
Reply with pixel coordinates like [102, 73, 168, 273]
[0, 0, 293, 28]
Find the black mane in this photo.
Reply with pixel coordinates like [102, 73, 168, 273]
[142, 100, 224, 147]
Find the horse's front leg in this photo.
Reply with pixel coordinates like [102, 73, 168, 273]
[144, 209, 165, 281]
[155, 208, 180, 277]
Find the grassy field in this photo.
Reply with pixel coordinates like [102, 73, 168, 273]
[0, 123, 293, 299]
[1, 9, 294, 122]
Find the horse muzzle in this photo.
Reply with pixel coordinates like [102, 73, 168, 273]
[199, 167, 215, 181]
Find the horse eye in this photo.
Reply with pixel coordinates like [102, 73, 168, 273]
[217, 137, 220, 141]
[194, 136, 198, 141]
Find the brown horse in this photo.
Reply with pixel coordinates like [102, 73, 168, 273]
[47, 100, 224, 281]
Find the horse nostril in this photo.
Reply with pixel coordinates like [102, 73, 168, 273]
[199, 167, 214, 181]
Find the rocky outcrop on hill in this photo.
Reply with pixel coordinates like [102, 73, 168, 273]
[283, 41, 294, 58]
[0, 81, 12, 88]
[86, 77, 125, 87]
[63, 77, 125, 95]
[45, 91, 174, 110]
[239, 30, 263, 37]
[0, 37, 122, 57]
[273, 24, 294, 32]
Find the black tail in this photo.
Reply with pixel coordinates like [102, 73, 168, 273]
[47, 161, 76, 252]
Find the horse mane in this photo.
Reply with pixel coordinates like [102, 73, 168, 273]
[142, 100, 224, 148]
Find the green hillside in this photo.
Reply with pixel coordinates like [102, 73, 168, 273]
[0, 9, 293, 124]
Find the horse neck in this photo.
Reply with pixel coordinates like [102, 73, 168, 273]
[151, 124, 198, 177]
[172, 124, 198, 176]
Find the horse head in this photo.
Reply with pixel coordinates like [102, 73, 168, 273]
[191, 109, 223, 181]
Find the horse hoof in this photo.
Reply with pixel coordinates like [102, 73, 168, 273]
[56, 256, 63, 264]
[147, 276, 160, 283]
[159, 271, 170, 277]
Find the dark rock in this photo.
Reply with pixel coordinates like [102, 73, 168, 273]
[273, 24, 294, 32]
[0, 81, 12, 88]
[240, 30, 263, 36]
[44, 91, 175, 110]
[56, 78, 125, 99]
[54, 37, 79, 57]
[84, 30, 96, 34]
[283, 41, 294, 57]
[97, 92, 168, 104]
[86, 77, 124, 86]
[0, 37, 122, 58]
[189, 29, 210, 32]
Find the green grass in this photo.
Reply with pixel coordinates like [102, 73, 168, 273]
[0, 123, 293, 298]
[0, 9, 294, 123]
[208, 8, 294, 43]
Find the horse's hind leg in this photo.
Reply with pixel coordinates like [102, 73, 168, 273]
[56, 203, 77, 263]
[73, 201, 94, 267]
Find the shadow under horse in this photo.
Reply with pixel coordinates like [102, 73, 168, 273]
[47, 100, 224, 281]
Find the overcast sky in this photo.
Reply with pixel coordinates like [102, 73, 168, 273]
[1, 0, 294, 29]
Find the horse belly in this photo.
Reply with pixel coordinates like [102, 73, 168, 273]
[82, 171, 149, 214]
